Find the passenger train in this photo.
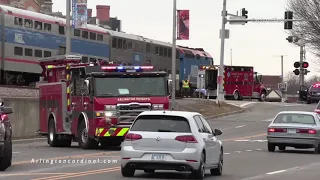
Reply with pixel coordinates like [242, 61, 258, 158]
[0, 5, 213, 86]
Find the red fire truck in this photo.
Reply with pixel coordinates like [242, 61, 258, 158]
[37, 55, 170, 149]
[195, 65, 267, 101]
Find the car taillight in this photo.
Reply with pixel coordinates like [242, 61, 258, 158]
[268, 128, 287, 132]
[175, 135, 198, 143]
[297, 129, 317, 134]
[124, 133, 142, 141]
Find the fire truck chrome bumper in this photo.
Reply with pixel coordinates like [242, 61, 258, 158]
[95, 127, 129, 137]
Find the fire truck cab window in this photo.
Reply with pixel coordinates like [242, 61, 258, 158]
[94, 76, 167, 97]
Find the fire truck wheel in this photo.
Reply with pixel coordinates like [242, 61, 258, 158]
[259, 92, 266, 102]
[0, 139, 12, 171]
[233, 91, 240, 100]
[48, 119, 71, 147]
[78, 120, 98, 149]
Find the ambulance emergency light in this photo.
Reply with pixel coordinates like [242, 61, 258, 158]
[101, 65, 154, 72]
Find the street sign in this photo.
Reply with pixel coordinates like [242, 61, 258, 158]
[278, 82, 287, 91]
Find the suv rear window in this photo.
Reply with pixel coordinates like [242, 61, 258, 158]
[274, 114, 316, 125]
[310, 85, 320, 92]
[130, 115, 191, 132]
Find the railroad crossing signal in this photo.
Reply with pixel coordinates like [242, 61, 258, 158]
[286, 36, 299, 43]
[293, 61, 310, 75]
[284, 11, 293, 29]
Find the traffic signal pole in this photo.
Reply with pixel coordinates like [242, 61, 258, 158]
[66, 0, 71, 54]
[299, 45, 304, 86]
[217, 0, 227, 102]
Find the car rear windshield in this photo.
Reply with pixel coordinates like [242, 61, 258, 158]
[273, 114, 316, 125]
[310, 86, 320, 92]
[130, 115, 191, 132]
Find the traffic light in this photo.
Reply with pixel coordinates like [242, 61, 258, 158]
[293, 61, 300, 75]
[284, 11, 293, 29]
[286, 36, 299, 43]
[302, 62, 308, 68]
[241, 8, 248, 18]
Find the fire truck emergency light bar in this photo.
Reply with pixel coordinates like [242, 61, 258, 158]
[200, 65, 217, 70]
[101, 65, 154, 72]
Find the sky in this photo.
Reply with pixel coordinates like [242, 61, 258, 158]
[52, 0, 318, 79]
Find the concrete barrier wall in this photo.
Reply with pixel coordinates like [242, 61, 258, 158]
[2, 97, 39, 138]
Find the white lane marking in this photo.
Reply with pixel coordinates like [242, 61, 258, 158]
[13, 138, 46, 142]
[224, 153, 230, 155]
[235, 151, 242, 153]
[256, 149, 262, 151]
[266, 169, 287, 175]
[245, 150, 252, 152]
[236, 125, 246, 128]
[261, 118, 273, 122]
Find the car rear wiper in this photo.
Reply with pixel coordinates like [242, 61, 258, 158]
[158, 129, 176, 132]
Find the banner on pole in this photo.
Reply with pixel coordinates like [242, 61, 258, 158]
[72, 0, 88, 28]
[177, 10, 189, 40]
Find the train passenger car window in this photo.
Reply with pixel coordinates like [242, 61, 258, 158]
[164, 48, 167, 57]
[14, 17, 22, 26]
[14, 47, 23, 56]
[97, 34, 103, 41]
[24, 19, 33, 28]
[146, 43, 151, 53]
[44, 51, 51, 57]
[35, 50, 42, 57]
[123, 40, 127, 49]
[74, 29, 80, 37]
[82, 31, 88, 39]
[58, 46, 66, 55]
[168, 48, 172, 57]
[44, 23, 51, 31]
[118, 39, 123, 49]
[90, 32, 96, 40]
[35, 21, 42, 30]
[112, 38, 117, 48]
[59, 26, 65, 34]
[82, 56, 88, 63]
[128, 41, 132, 49]
[155, 47, 159, 55]
[160, 47, 163, 56]
[25, 48, 33, 56]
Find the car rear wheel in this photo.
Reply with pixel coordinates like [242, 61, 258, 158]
[0, 139, 12, 171]
[191, 152, 205, 179]
[314, 144, 320, 154]
[121, 165, 135, 177]
[268, 143, 275, 152]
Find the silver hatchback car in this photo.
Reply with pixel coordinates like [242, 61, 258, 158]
[120, 110, 223, 179]
[267, 111, 320, 153]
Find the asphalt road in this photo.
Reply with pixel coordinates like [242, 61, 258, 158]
[1, 101, 320, 180]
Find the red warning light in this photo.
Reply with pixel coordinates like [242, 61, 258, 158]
[302, 62, 309, 68]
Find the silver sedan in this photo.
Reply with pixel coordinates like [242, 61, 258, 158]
[267, 111, 320, 153]
[120, 110, 223, 179]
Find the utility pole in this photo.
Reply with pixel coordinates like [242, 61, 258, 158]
[66, 0, 71, 54]
[171, 0, 177, 110]
[281, 55, 285, 102]
[299, 45, 304, 86]
[217, 0, 227, 102]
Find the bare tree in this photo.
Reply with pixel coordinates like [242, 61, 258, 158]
[287, 0, 320, 71]
[284, 71, 299, 95]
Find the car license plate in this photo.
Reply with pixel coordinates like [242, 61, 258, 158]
[288, 129, 296, 133]
[151, 154, 166, 160]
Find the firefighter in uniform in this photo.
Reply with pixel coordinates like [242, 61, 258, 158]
[181, 77, 190, 97]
